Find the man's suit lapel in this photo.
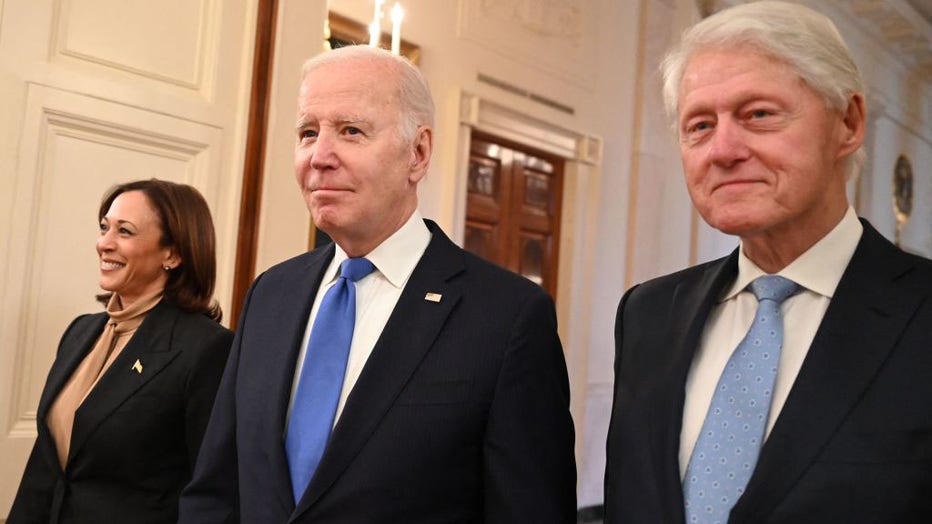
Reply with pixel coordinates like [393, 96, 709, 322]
[67, 300, 182, 465]
[656, 252, 739, 519]
[292, 222, 464, 519]
[735, 222, 926, 522]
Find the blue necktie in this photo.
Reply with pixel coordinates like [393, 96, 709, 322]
[285, 257, 375, 503]
[683, 275, 800, 524]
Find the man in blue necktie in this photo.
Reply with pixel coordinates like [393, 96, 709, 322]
[180, 45, 576, 523]
[605, 2, 932, 523]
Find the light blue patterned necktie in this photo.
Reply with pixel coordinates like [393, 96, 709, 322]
[285, 257, 375, 503]
[683, 275, 800, 524]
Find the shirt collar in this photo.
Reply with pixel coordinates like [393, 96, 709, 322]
[321, 210, 432, 288]
[722, 206, 863, 301]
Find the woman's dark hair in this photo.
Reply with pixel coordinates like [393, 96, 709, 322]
[96, 179, 222, 321]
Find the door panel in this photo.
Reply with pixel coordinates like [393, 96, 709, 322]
[465, 131, 564, 297]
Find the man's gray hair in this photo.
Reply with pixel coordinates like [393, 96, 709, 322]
[301, 45, 435, 142]
[660, 1, 865, 178]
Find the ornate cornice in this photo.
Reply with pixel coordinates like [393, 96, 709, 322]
[833, 0, 932, 79]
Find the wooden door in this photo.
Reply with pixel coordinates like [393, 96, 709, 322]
[464, 131, 564, 297]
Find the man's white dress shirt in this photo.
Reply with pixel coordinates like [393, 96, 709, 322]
[679, 207, 863, 478]
[286, 210, 431, 427]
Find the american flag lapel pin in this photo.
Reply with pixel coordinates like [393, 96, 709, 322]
[132, 359, 143, 374]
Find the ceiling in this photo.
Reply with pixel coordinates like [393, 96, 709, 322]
[843, 0, 932, 78]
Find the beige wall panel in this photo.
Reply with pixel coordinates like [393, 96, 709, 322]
[55, 0, 213, 90]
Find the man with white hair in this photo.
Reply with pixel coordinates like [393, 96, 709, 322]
[180, 45, 576, 523]
[606, 2, 932, 522]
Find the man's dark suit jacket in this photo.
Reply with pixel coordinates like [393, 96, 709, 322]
[179, 220, 576, 523]
[605, 220, 932, 523]
[8, 299, 233, 524]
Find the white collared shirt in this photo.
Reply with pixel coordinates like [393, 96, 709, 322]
[679, 207, 863, 479]
[287, 210, 431, 427]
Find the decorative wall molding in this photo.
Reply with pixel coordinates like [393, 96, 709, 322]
[458, 0, 597, 88]
[475, 0, 583, 40]
[52, 0, 219, 94]
[839, 0, 932, 79]
[459, 91, 602, 165]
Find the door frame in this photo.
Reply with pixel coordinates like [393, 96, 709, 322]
[455, 91, 602, 452]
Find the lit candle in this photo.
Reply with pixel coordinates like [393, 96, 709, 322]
[369, 0, 384, 47]
[390, 3, 404, 55]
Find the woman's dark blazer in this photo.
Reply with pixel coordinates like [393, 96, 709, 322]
[8, 298, 233, 524]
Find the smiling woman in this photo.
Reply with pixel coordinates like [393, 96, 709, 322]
[95, 180, 223, 319]
[8, 179, 233, 524]
[96, 190, 178, 310]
